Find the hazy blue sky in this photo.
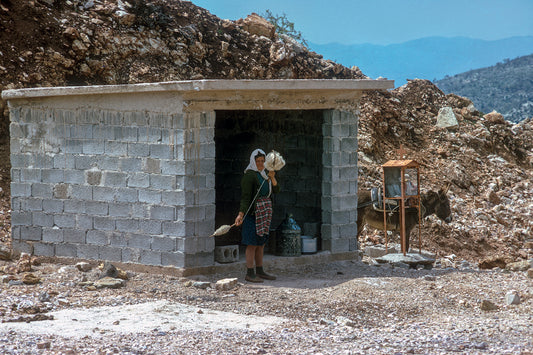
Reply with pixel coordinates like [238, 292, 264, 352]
[191, 0, 533, 45]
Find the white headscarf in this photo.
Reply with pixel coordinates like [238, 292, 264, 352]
[245, 148, 269, 180]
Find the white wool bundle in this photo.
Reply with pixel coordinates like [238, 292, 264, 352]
[265, 150, 286, 171]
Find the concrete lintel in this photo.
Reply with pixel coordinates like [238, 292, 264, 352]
[2, 79, 394, 101]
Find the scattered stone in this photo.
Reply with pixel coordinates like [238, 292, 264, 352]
[99, 262, 118, 279]
[37, 341, 51, 349]
[336, 316, 356, 327]
[93, 277, 125, 289]
[16, 253, 32, 273]
[505, 260, 530, 272]
[193, 281, 211, 289]
[479, 256, 511, 269]
[423, 275, 437, 281]
[528, 269, 533, 279]
[236, 13, 275, 39]
[436, 106, 459, 128]
[376, 253, 435, 268]
[38, 292, 51, 303]
[480, 300, 499, 311]
[505, 290, 521, 305]
[76, 262, 92, 272]
[22, 273, 41, 285]
[215, 278, 238, 291]
[364, 245, 397, 258]
[0, 244, 11, 260]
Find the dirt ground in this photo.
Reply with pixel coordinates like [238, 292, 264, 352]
[0, 256, 532, 354]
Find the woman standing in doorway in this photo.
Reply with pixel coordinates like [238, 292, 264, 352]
[234, 149, 280, 282]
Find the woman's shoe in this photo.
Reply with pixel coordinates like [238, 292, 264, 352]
[257, 272, 276, 280]
[245, 275, 264, 283]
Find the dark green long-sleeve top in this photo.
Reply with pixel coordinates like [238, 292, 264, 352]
[239, 170, 280, 215]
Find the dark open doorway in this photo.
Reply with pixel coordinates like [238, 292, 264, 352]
[214, 110, 324, 252]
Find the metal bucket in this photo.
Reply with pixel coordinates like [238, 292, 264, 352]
[275, 214, 302, 257]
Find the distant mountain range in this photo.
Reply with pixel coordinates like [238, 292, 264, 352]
[434, 54, 533, 123]
[310, 36, 533, 87]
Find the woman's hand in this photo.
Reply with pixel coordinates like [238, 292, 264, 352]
[268, 170, 277, 186]
[234, 212, 244, 226]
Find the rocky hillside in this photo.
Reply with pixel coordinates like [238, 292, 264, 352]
[1, 0, 532, 264]
[435, 54, 533, 123]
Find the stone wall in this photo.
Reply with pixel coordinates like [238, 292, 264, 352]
[9, 105, 215, 267]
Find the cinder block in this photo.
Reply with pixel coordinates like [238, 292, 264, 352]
[116, 219, 140, 233]
[75, 155, 93, 170]
[115, 188, 138, 203]
[65, 139, 83, 154]
[76, 215, 93, 229]
[109, 203, 131, 218]
[22, 198, 43, 211]
[127, 233, 151, 249]
[11, 211, 32, 226]
[161, 160, 185, 175]
[149, 144, 173, 159]
[53, 183, 69, 199]
[161, 251, 184, 267]
[11, 168, 21, 183]
[119, 157, 142, 172]
[11, 183, 31, 197]
[70, 124, 93, 139]
[33, 242, 55, 257]
[55, 243, 77, 257]
[162, 191, 186, 206]
[142, 158, 160, 174]
[321, 223, 340, 240]
[64, 200, 86, 214]
[77, 244, 99, 260]
[139, 189, 161, 204]
[131, 203, 148, 218]
[32, 212, 54, 227]
[21, 226, 42, 241]
[42, 227, 64, 243]
[94, 216, 115, 231]
[86, 230, 108, 245]
[322, 238, 350, 253]
[152, 236, 177, 251]
[69, 185, 93, 200]
[12, 240, 33, 255]
[99, 246, 122, 262]
[85, 201, 108, 216]
[140, 220, 162, 234]
[105, 141, 128, 156]
[103, 171, 127, 187]
[43, 199, 64, 213]
[150, 174, 176, 190]
[122, 247, 141, 263]
[150, 205, 175, 220]
[127, 173, 150, 188]
[115, 126, 138, 142]
[32, 183, 53, 198]
[109, 232, 127, 247]
[82, 140, 105, 155]
[93, 186, 116, 202]
[162, 221, 185, 237]
[54, 214, 76, 228]
[140, 250, 162, 266]
[214, 245, 239, 263]
[20, 168, 41, 182]
[64, 170, 85, 184]
[127, 143, 149, 157]
[183, 252, 214, 268]
[63, 229, 86, 244]
[96, 156, 119, 170]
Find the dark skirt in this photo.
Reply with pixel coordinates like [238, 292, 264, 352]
[241, 215, 269, 246]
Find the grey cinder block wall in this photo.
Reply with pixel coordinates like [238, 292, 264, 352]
[10, 106, 214, 267]
[2, 79, 394, 269]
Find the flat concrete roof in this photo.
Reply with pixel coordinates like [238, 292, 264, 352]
[2, 79, 394, 100]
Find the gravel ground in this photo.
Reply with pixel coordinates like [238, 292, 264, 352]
[1, 257, 532, 354]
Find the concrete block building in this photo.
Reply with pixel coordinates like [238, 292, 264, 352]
[2, 79, 393, 271]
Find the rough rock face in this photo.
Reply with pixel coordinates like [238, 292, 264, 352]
[0, 1, 532, 263]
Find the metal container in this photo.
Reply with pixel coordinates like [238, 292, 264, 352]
[301, 236, 317, 254]
[275, 214, 301, 257]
